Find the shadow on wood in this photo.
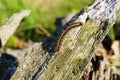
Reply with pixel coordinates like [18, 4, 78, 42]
[0, 53, 18, 80]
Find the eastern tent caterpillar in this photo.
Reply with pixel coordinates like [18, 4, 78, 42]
[55, 22, 83, 51]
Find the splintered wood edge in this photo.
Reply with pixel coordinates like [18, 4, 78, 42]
[0, 10, 31, 47]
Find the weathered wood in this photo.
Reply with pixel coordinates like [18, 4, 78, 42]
[0, 10, 31, 47]
[37, 0, 120, 80]
[0, 0, 120, 80]
[0, 10, 31, 79]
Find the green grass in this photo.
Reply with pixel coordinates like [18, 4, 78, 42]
[108, 28, 115, 41]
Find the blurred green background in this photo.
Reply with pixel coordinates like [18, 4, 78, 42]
[0, 0, 115, 48]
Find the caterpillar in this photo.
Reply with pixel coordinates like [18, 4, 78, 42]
[55, 22, 83, 51]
